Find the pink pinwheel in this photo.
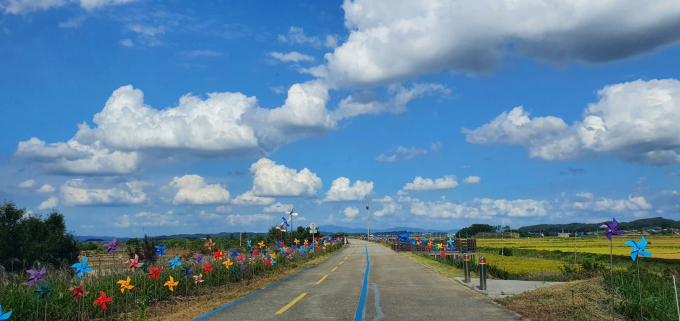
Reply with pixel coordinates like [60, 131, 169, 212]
[600, 218, 625, 241]
[127, 254, 143, 272]
[103, 237, 123, 256]
[27, 267, 46, 287]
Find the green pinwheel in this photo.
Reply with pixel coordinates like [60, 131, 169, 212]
[33, 280, 54, 302]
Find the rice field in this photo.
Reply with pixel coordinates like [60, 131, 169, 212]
[477, 235, 680, 259]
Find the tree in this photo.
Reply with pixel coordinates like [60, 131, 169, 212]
[0, 201, 79, 271]
[455, 224, 495, 238]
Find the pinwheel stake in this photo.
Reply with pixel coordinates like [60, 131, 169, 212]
[600, 218, 624, 321]
[673, 271, 680, 321]
[625, 237, 653, 321]
[104, 237, 123, 297]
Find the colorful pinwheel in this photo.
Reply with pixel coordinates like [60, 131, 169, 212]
[202, 264, 213, 275]
[253, 249, 260, 256]
[193, 253, 205, 264]
[271, 259, 276, 265]
[600, 218, 625, 241]
[93, 292, 112, 310]
[103, 237, 123, 256]
[265, 259, 272, 266]
[242, 265, 249, 272]
[33, 280, 54, 302]
[148, 266, 161, 280]
[0, 305, 12, 320]
[164, 276, 179, 291]
[192, 274, 204, 284]
[127, 254, 143, 272]
[294, 238, 300, 245]
[237, 256, 245, 264]
[71, 256, 93, 279]
[282, 217, 290, 228]
[447, 238, 454, 246]
[223, 258, 233, 269]
[27, 267, 46, 287]
[230, 250, 238, 258]
[155, 244, 167, 256]
[169, 255, 182, 269]
[247, 240, 252, 247]
[117, 276, 134, 293]
[275, 241, 281, 247]
[205, 238, 215, 250]
[440, 251, 446, 259]
[258, 241, 265, 248]
[181, 266, 193, 279]
[625, 237, 653, 261]
[213, 250, 224, 261]
[68, 281, 89, 302]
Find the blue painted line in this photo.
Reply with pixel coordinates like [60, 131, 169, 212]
[192, 247, 344, 320]
[354, 244, 370, 321]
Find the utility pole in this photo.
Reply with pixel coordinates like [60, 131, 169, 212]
[366, 204, 370, 240]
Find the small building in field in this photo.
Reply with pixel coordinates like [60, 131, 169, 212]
[557, 232, 570, 238]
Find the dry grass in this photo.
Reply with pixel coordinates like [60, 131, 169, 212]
[398, 252, 466, 278]
[495, 277, 627, 321]
[142, 246, 344, 320]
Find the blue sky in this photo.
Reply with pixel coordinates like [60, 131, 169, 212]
[2, 0, 680, 237]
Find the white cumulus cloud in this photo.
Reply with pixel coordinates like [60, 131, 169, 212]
[464, 79, 680, 166]
[402, 175, 458, 191]
[269, 51, 315, 63]
[19, 179, 35, 188]
[36, 184, 56, 193]
[462, 176, 480, 184]
[37, 197, 59, 210]
[61, 179, 147, 206]
[168, 175, 230, 205]
[249, 158, 322, 197]
[324, 177, 374, 201]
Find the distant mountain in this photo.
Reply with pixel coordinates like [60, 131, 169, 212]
[318, 225, 459, 235]
[518, 217, 679, 233]
[74, 232, 267, 242]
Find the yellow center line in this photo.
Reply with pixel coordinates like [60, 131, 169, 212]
[316, 275, 328, 285]
[275, 293, 307, 315]
[331, 267, 338, 272]
[339, 261, 344, 265]
[344, 257, 348, 260]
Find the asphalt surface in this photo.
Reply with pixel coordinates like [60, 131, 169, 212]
[195, 240, 521, 321]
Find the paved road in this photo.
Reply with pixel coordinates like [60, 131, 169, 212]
[195, 240, 520, 321]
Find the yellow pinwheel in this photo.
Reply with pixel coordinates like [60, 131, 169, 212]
[258, 241, 266, 248]
[304, 239, 308, 245]
[222, 258, 233, 268]
[269, 253, 276, 260]
[435, 243, 442, 250]
[164, 276, 179, 292]
[117, 276, 133, 293]
[294, 238, 300, 245]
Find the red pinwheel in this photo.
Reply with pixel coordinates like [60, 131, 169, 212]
[148, 266, 161, 280]
[440, 251, 446, 259]
[127, 254, 143, 272]
[213, 249, 224, 261]
[68, 281, 89, 302]
[237, 256, 245, 264]
[205, 238, 215, 250]
[94, 291, 112, 310]
[265, 259, 272, 266]
[202, 263, 213, 275]
[253, 249, 259, 256]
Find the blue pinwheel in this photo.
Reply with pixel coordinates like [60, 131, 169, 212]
[625, 237, 653, 261]
[169, 255, 182, 269]
[155, 244, 167, 256]
[600, 218, 624, 241]
[299, 247, 306, 253]
[193, 253, 204, 264]
[280, 247, 286, 253]
[230, 250, 238, 258]
[397, 231, 409, 242]
[449, 245, 457, 252]
[292, 245, 297, 250]
[271, 259, 276, 265]
[447, 238, 454, 246]
[0, 305, 12, 320]
[247, 240, 252, 247]
[275, 241, 281, 247]
[71, 256, 93, 279]
[282, 217, 290, 228]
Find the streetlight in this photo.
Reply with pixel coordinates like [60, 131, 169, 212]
[366, 204, 370, 240]
[289, 208, 297, 245]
